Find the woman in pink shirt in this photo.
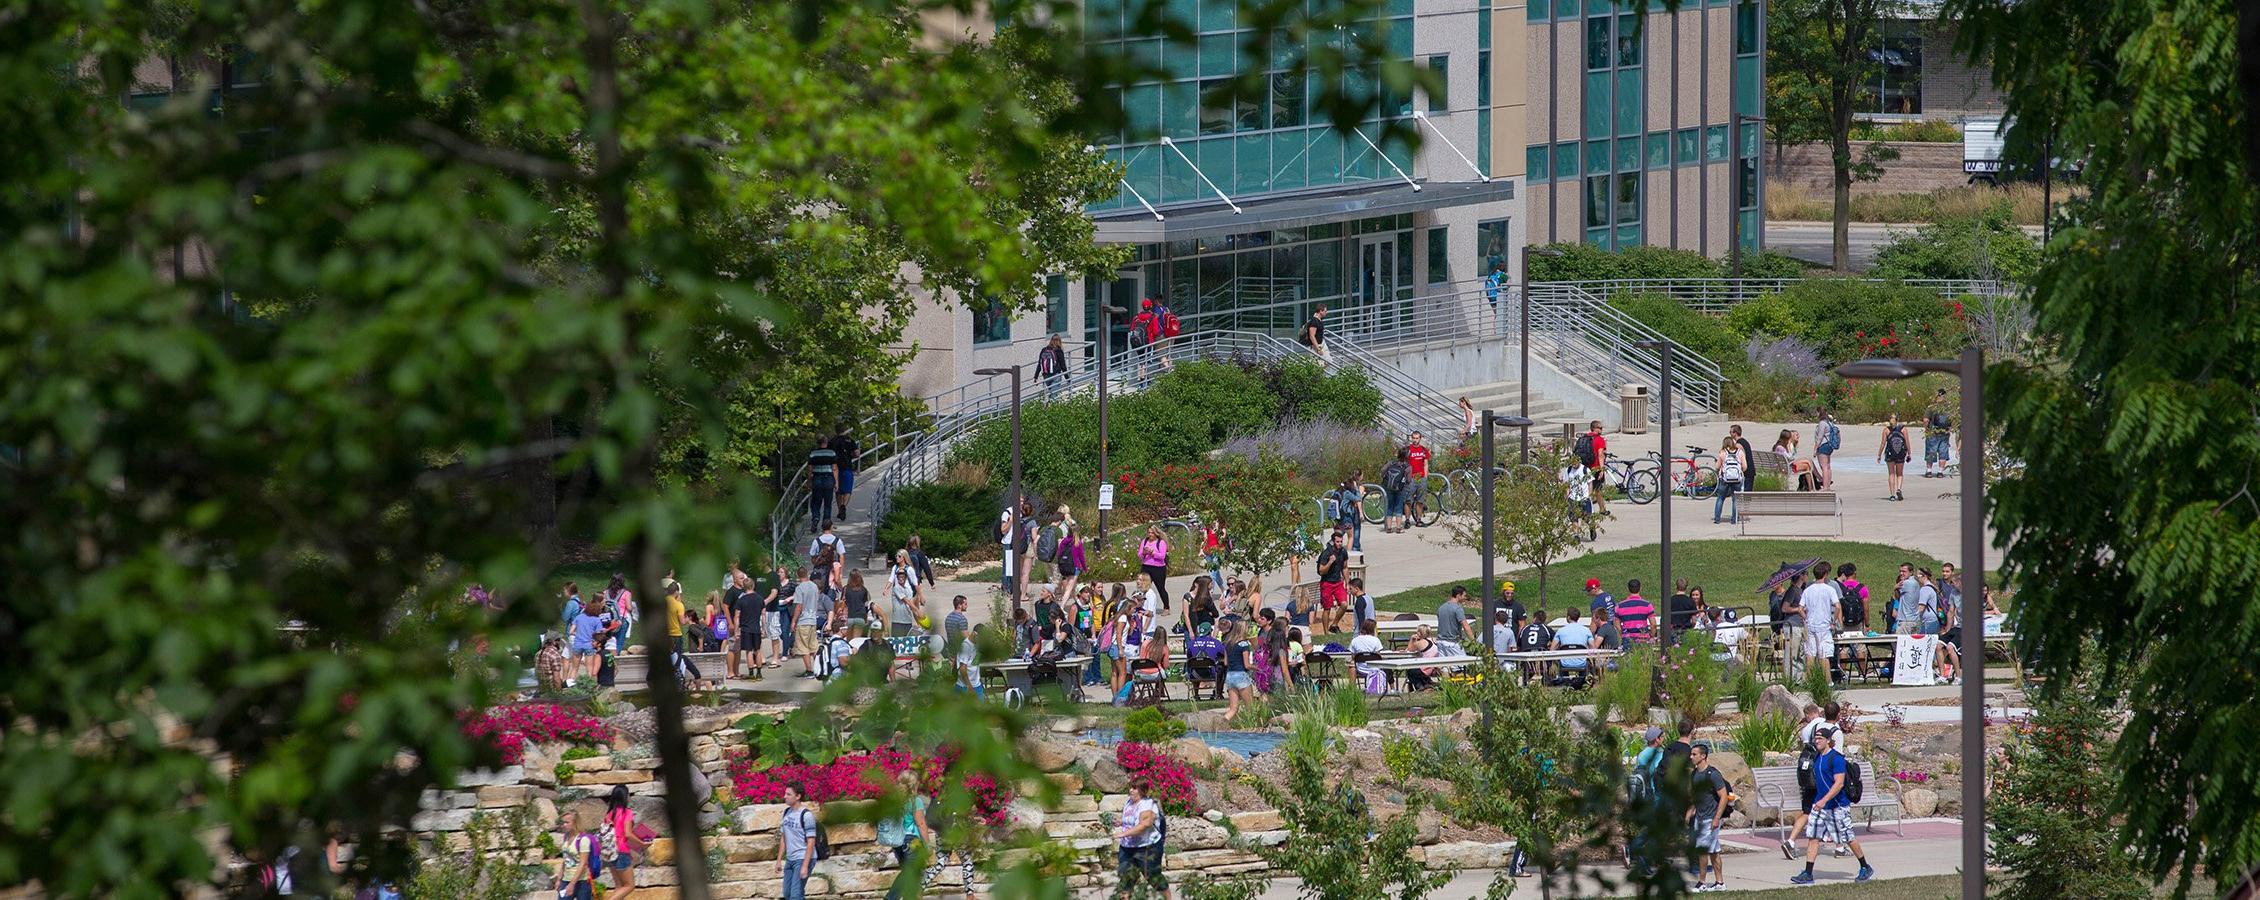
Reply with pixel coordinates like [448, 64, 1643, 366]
[1137, 526, 1170, 610]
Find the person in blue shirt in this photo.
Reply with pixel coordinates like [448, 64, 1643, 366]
[1552, 608, 1596, 685]
[1789, 727, 1873, 884]
[570, 606, 605, 686]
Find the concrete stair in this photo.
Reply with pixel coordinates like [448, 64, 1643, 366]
[1454, 380, 1582, 432]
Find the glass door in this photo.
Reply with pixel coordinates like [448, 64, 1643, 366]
[1085, 268, 1145, 361]
[1354, 235, 1398, 336]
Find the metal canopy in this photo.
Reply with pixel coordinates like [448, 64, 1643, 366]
[1092, 178, 1516, 244]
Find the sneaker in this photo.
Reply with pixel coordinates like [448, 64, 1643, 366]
[1856, 865, 1874, 882]
[1788, 872, 1815, 885]
[1780, 840, 1794, 859]
[1832, 845, 1849, 857]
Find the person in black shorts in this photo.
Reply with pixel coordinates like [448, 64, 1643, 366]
[728, 572, 766, 677]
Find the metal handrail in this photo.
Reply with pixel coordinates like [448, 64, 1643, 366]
[1551, 278, 2025, 314]
[1524, 283, 1726, 424]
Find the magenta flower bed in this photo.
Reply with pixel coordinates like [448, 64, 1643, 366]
[727, 747, 1012, 826]
[463, 703, 613, 764]
[1114, 742, 1195, 813]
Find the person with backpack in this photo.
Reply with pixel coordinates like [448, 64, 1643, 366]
[1575, 420, 1609, 515]
[905, 771, 976, 900]
[1813, 412, 1842, 489]
[1129, 299, 1161, 376]
[1328, 476, 1364, 554]
[1878, 416, 1911, 501]
[552, 810, 600, 900]
[1922, 387, 1952, 478]
[1151, 298, 1182, 366]
[1789, 726, 1873, 884]
[1054, 521, 1087, 602]
[568, 599, 606, 687]
[1114, 780, 1171, 899]
[779, 782, 818, 900]
[805, 439, 838, 531]
[1713, 431, 1747, 525]
[600, 785, 652, 900]
[1686, 742, 1731, 892]
[1380, 448, 1414, 533]
[1300, 303, 1329, 362]
[830, 430, 861, 522]
[1033, 333, 1070, 399]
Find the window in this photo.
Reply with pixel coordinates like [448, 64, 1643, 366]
[1476, 219, 1511, 278]
[1735, 1, 1758, 54]
[1271, 72, 1306, 128]
[1477, 50, 1491, 106]
[1615, 13, 1642, 66]
[1528, 144, 1551, 180]
[1584, 175, 1611, 228]
[1704, 125, 1728, 161]
[973, 296, 1012, 346]
[1553, 141, 1580, 179]
[1646, 130, 1671, 168]
[1868, 20, 1924, 114]
[1586, 139, 1612, 175]
[1740, 122, 1761, 158]
[1585, 15, 1612, 70]
[1528, 0, 1550, 21]
[1614, 69, 1643, 136]
[1613, 171, 1641, 225]
[1426, 226, 1451, 283]
[1677, 128, 1699, 164]
[1046, 275, 1071, 335]
[1199, 78, 1232, 135]
[1615, 138, 1640, 172]
[1739, 157, 1759, 208]
[1426, 55, 1450, 111]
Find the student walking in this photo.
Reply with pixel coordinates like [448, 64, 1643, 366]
[1712, 432, 1746, 525]
[552, 810, 600, 900]
[1576, 420, 1609, 515]
[1788, 727, 1874, 884]
[600, 786, 651, 900]
[1687, 743, 1729, 891]
[830, 430, 861, 521]
[1922, 387, 1953, 478]
[1328, 478, 1364, 554]
[1300, 304, 1329, 361]
[1034, 333, 1070, 398]
[1812, 411, 1842, 489]
[1114, 781, 1171, 899]
[806, 440, 839, 530]
[779, 784, 816, 900]
[1879, 417, 1911, 501]
[1380, 449, 1413, 533]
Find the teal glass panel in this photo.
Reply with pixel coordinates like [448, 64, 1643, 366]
[1615, 223, 1642, 247]
[1388, 18, 1414, 59]
[1124, 83, 1160, 141]
[1160, 141, 1202, 203]
[1389, 0, 1415, 16]
[1477, 109, 1492, 175]
[1585, 227, 1610, 246]
[1126, 148, 1163, 210]
[1553, 141, 1580, 179]
[1426, 55, 1450, 111]
[1199, 0, 1235, 32]
[1676, 127, 1699, 163]
[1646, 130, 1670, 168]
[1199, 78, 1232, 135]
[1614, 69, 1642, 136]
[1308, 126, 1341, 181]
[1584, 175, 1610, 228]
[1383, 129, 1413, 175]
[1585, 14, 1612, 69]
[1528, 144, 1551, 180]
[1478, 8, 1492, 51]
[1528, 0, 1550, 20]
[1739, 210, 1761, 250]
[1200, 33, 1238, 76]
[1236, 85, 1265, 131]
[1615, 13, 1641, 65]
[1271, 71, 1306, 127]
[1477, 49, 1491, 106]
[1087, 0, 1124, 38]
[1739, 122, 1760, 158]
[1584, 71, 1611, 134]
[1585, 139, 1611, 175]
[1234, 133, 1270, 194]
[1348, 124, 1382, 181]
[1162, 81, 1197, 138]
[1614, 138, 1640, 171]
[1735, 0, 1758, 53]
[1165, 0, 1199, 31]
[1426, 226, 1451, 283]
[1270, 129, 1310, 190]
[1735, 57, 1761, 116]
[1586, 0, 1614, 14]
[1196, 137, 1235, 198]
[1613, 170, 1639, 223]
[1704, 124, 1727, 160]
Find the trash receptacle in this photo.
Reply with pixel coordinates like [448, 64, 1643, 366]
[1618, 383, 1651, 433]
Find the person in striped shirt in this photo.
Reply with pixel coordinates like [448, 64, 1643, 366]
[1615, 580, 1656, 644]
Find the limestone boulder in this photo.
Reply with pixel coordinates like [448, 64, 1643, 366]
[1182, 709, 1232, 732]
[1707, 751, 1754, 794]
[1024, 735, 1084, 773]
[1903, 788, 1939, 818]
[1168, 737, 1215, 768]
[1049, 717, 1084, 734]
[734, 804, 786, 833]
[1168, 816, 1230, 851]
[1755, 684, 1803, 722]
[1227, 809, 1283, 832]
[1421, 841, 1513, 869]
[1088, 757, 1132, 794]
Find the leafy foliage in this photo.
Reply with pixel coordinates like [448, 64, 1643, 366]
[877, 482, 995, 560]
[1591, 645, 1657, 725]
[1727, 712, 1800, 758]
[1605, 293, 1745, 365]
[1525, 243, 1727, 281]
[1247, 714, 1455, 900]
[1765, 0, 1914, 268]
[1248, 357, 1386, 429]
[1121, 707, 1188, 745]
[1656, 634, 1728, 726]
[1870, 211, 2044, 282]
[1723, 292, 1809, 339]
[1990, 674, 2148, 900]
[1449, 449, 1609, 610]
[404, 805, 545, 900]
[1184, 452, 1309, 583]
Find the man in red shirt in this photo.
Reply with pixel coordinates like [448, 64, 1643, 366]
[1405, 432, 1432, 525]
[1582, 420, 1609, 514]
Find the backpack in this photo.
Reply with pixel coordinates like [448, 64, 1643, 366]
[1841, 755, 1865, 804]
[1720, 451, 1743, 483]
[801, 808, 832, 861]
[1157, 304, 1182, 338]
[1838, 586, 1865, 630]
[1036, 525, 1061, 563]
[1382, 464, 1409, 494]
[1927, 409, 1950, 430]
[581, 833, 604, 880]
[1573, 432, 1598, 467]
[1884, 426, 1909, 458]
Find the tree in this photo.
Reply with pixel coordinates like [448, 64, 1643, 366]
[1187, 452, 1307, 582]
[1949, 0, 2260, 887]
[1990, 672, 2148, 900]
[1247, 713, 1456, 900]
[1766, 0, 1906, 269]
[1447, 449, 1607, 613]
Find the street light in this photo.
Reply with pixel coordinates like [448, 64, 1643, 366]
[975, 364, 1025, 612]
[1518, 247, 1566, 462]
[1630, 340, 1680, 648]
[1094, 303, 1128, 550]
[1729, 113, 1766, 279]
[1835, 347, 1984, 900]
[1478, 410, 1536, 691]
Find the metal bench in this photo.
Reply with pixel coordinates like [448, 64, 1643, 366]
[1751, 761, 1905, 843]
[610, 651, 730, 688]
[1737, 491, 1842, 535]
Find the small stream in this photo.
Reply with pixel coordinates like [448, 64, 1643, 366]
[1082, 727, 1290, 757]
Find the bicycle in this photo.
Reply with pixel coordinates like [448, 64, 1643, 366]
[1599, 454, 1662, 505]
[1648, 446, 1720, 498]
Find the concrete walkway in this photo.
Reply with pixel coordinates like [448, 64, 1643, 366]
[1254, 820, 1967, 898]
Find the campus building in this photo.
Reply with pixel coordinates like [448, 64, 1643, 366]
[898, 0, 1767, 398]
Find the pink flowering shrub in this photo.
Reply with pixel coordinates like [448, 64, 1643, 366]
[1892, 769, 1933, 785]
[1114, 742, 1195, 815]
[726, 747, 1012, 827]
[462, 703, 612, 764]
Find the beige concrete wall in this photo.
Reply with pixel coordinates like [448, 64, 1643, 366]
[1647, 17, 1674, 133]
[1554, 176, 1583, 238]
[1495, 10, 1529, 178]
[1551, 20, 1580, 141]
[1704, 6, 1732, 125]
[1703, 162, 1730, 258]
[1767, 140, 1971, 194]
[1645, 170, 1672, 243]
[1674, 165, 1701, 250]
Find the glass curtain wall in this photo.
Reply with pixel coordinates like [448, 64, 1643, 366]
[1087, 0, 1417, 213]
[1082, 214, 1417, 339]
[1578, 3, 1645, 249]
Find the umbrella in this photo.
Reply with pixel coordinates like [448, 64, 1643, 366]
[1759, 558, 1824, 595]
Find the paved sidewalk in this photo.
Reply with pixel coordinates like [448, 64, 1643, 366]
[1253, 820, 1966, 898]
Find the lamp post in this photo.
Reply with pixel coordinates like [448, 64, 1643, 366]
[1518, 247, 1566, 462]
[1632, 339, 1675, 649]
[975, 364, 1025, 612]
[1094, 303, 1127, 550]
[1729, 113, 1766, 279]
[1836, 348, 1984, 900]
[1479, 409, 1536, 719]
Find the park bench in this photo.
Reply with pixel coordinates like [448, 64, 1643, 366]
[1737, 491, 1842, 536]
[1751, 760, 1906, 843]
[610, 651, 728, 689]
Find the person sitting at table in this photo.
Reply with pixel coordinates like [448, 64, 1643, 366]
[1285, 627, 1309, 686]
[1552, 608, 1596, 687]
[1348, 619, 1387, 695]
[1491, 608, 1517, 656]
[1710, 608, 1745, 663]
[1115, 618, 1170, 706]
[1403, 625, 1441, 691]
[1186, 622, 1225, 701]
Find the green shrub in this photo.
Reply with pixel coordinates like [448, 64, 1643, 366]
[1870, 210, 2042, 282]
[1774, 279, 1965, 365]
[1326, 680, 1370, 727]
[1141, 360, 1278, 444]
[1380, 732, 1424, 783]
[1122, 706, 1189, 744]
[1841, 371, 1957, 424]
[1606, 292, 1743, 365]
[1801, 660, 1838, 708]
[1850, 119, 1964, 143]
[1527, 242, 1724, 281]
[1731, 666, 1762, 713]
[1592, 645, 1656, 724]
[1723, 292, 1806, 339]
[877, 481, 994, 559]
[1727, 712, 1799, 757]
[1657, 634, 1727, 726]
[1250, 357, 1383, 428]
[1738, 251, 1811, 279]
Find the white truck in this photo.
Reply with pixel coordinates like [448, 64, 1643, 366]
[1962, 117, 2006, 185]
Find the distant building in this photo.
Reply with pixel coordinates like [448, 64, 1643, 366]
[1862, 1, 2005, 123]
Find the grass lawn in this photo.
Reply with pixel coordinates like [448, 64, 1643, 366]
[1728, 874, 1956, 899]
[1372, 539, 1946, 618]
